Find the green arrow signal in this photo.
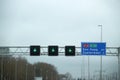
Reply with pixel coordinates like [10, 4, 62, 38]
[33, 48, 37, 53]
[51, 48, 55, 52]
[69, 49, 72, 53]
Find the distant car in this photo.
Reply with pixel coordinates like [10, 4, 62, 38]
[34, 77, 42, 80]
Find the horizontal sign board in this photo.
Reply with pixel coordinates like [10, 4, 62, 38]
[81, 42, 106, 55]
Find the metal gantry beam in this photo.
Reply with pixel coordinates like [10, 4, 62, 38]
[118, 47, 120, 80]
[0, 46, 119, 56]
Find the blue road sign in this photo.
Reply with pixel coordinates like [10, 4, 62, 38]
[81, 42, 106, 55]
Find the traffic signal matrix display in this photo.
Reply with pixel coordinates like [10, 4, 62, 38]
[65, 46, 75, 56]
[30, 46, 40, 56]
[48, 46, 58, 56]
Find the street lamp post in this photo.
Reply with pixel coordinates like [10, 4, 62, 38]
[46, 70, 48, 80]
[34, 66, 36, 79]
[1, 56, 3, 80]
[88, 56, 90, 80]
[98, 25, 103, 42]
[26, 63, 28, 80]
[15, 57, 18, 80]
[98, 25, 103, 80]
[118, 48, 120, 80]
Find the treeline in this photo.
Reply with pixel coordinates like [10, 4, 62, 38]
[0, 56, 59, 80]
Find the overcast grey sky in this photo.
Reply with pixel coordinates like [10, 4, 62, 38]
[0, 0, 120, 46]
[0, 0, 120, 78]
